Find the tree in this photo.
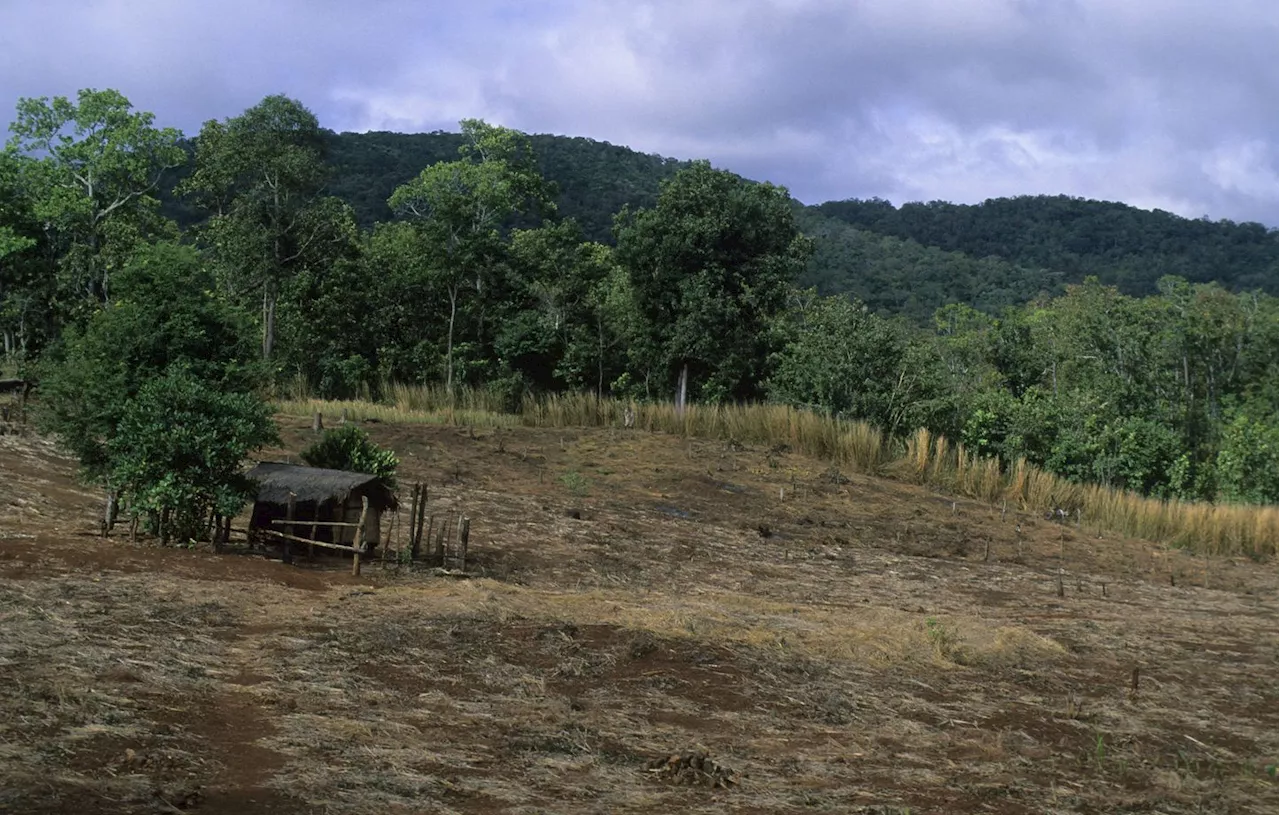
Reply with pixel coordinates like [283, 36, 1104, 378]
[613, 161, 811, 401]
[500, 220, 628, 395]
[180, 95, 356, 362]
[387, 119, 553, 392]
[769, 293, 940, 436]
[5, 89, 185, 306]
[108, 370, 278, 543]
[0, 149, 44, 363]
[36, 242, 260, 499]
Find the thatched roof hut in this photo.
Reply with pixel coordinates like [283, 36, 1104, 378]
[246, 462, 397, 548]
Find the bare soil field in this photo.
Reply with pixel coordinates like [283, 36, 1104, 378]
[1, 417, 1276, 814]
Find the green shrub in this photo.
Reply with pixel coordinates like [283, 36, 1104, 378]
[300, 424, 399, 488]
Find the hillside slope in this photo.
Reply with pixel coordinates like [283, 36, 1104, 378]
[793, 207, 1064, 321]
[815, 195, 1279, 296]
[1, 420, 1275, 814]
[323, 130, 689, 241]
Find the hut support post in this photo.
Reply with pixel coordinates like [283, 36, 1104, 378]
[352, 495, 369, 576]
[308, 510, 319, 560]
[284, 493, 296, 564]
[413, 485, 428, 560]
[407, 484, 420, 561]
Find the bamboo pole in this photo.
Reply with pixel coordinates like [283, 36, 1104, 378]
[413, 485, 428, 560]
[258, 528, 363, 553]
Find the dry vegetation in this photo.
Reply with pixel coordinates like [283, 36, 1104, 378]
[278, 386, 1279, 558]
[1, 414, 1277, 814]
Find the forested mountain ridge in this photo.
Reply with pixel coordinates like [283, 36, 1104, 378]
[323, 130, 690, 241]
[792, 207, 1065, 322]
[814, 195, 1279, 297]
[303, 131, 1277, 315]
[6, 91, 1274, 510]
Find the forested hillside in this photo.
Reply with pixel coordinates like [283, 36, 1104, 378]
[814, 196, 1279, 296]
[158, 130, 1277, 322]
[3, 89, 1276, 514]
[793, 208, 1064, 322]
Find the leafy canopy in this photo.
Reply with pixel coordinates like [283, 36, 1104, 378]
[108, 369, 279, 541]
[300, 425, 400, 489]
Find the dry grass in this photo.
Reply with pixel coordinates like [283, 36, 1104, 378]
[279, 387, 1278, 558]
[1, 420, 1276, 814]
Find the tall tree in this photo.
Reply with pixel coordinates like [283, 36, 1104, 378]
[36, 242, 259, 481]
[502, 219, 629, 395]
[613, 161, 811, 401]
[0, 149, 42, 362]
[5, 89, 184, 306]
[180, 95, 355, 362]
[387, 119, 553, 392]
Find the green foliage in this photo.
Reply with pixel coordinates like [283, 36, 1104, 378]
[35, 241, 260, 478]
[815, 195, 1278, 297]
[179, 95, 357, 362]
[769, 293, 941, 436]
[312, 130, 686, 238]
[385, 120, 555, 393]
[108, 369, 278, 541]
[558, 470, 590, 497]
[614, 161, 811, 401]
[796, 208, 1063, 323]
[500, 220, 630, 395]
[6, 89, 185, 307]
[1215, 412, 1279, 504]
[300, 424, 399, 489]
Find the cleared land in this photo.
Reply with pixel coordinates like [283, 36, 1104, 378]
[1, 418, 1276, 814]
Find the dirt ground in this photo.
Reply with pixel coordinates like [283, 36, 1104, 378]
[1, 416, 1276, 814]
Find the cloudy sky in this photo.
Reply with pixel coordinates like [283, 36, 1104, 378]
[1, 0, 1276, 224]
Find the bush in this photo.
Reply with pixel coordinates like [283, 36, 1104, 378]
[109, 370, 279, 542]
[300, 424, 399, 488]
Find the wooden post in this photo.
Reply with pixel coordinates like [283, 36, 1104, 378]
[352, 495, 369, 576]
[312, 411, 324, 433]
[413, 486, 428, 559]
[424, 515, 435, 564]
[435, 513, 449, 567]
[407, 484, 420, 560]
[456, 516, 470, 572]
[284, 492, 296, 564]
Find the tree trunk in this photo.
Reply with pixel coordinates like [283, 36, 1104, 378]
[101, 490, 118, 537]
[262, 287, 278, 361]
[676, 363, 688, 418]
[596, 316, 605, 399]
[446, 286, 458, 393]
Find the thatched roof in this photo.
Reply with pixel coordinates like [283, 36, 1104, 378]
[246, 462, 398, 510]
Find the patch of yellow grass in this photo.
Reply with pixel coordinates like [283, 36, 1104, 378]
[363, 579, 1064, 672]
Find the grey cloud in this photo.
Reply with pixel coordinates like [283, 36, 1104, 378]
[0, 0, 1274, 224]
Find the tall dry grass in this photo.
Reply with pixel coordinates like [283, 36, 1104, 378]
[275, 385, 1278, 559]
